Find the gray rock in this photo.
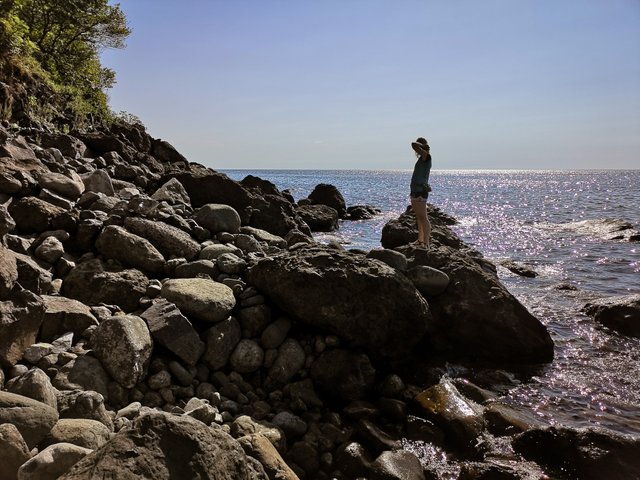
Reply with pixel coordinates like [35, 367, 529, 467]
[150, 177, 190, 204]
[266, 339, 305, 388]
[194, 203, 241, 234]
[59, 411, 258, 480]
[37, 171, 85, 200]
[247, 245, 430, 359]
[310, 349, 376, 401]
[369, 450, 426, 480]
[147, 370, 171, 390]
[0, 244, 18, 300]
[216, 252, 247, 274]
[8, 197, 65, 233]
[62, 259, 149, 312]
[261, 317, 292, 349]
[96, 225, 165, 274]
[124, 217, 201, 261]
[140, 299, 205, 366]
[81, 169, 114, 196]
[366, 249, 408, 272]
[202, 317, 242, 370]
[240, 226, 288, 248]
[167, 360, 194, 386]
[91, 315, 153, 388]
[0, 423, 31, 480]
[57, 390, 112, 429]
[414, 378, 484, 450]
[34, 236, 65, 264]
[7, 367, 57, 409]
[238, 304, 271, 338]
[0, 391, 59, 448]
[40, 295, 98, 342]
[174, 259, 217, 278]
[271, 411, 307, 438]
[161, 278, 236, 323]
[199, 243, 242, 261]
[235, 234, 263, 253]
[406, 265, 450, 296]
[18, 442, 92, 480]
[0, 290, 46, 368]
[52, 355, 110, 399]
[13, 252, 54, 294]
[40, 418, 111, 450]
[230, 340, 264, 374]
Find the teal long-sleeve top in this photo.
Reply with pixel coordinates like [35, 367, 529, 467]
[410, 155, 432, 195]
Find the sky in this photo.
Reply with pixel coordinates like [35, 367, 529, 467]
[101, 0, 640, 170]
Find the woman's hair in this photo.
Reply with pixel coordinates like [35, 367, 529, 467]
[416, 137, 429, 147]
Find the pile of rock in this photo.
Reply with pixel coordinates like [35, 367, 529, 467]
[2, 120, 630, 479]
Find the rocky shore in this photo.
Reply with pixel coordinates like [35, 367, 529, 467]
[1, 120, 638, 479]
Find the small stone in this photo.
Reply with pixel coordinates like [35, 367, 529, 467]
[272, 411, 308, 438]
[148, 370, 172, 390]
[261, 317, 292, 349]
[229, 340, 264, 374]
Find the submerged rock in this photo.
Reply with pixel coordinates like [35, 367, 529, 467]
[582, 294, 640, 337]
[306, 183, 347, 218]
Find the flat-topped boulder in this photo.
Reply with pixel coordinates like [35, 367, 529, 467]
[247, 245, 431, 359]
[161, 278, 236, 323]
[96, 225, 165, 274]
[124, 216, 201, 261]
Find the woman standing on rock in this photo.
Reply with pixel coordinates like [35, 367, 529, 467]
[410, 137, 432, 247]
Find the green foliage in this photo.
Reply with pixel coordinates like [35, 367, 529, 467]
[0, 0, 130, 127]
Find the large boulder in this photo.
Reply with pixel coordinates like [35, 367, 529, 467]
[96, 225, 166, 274]
[6, 367, 57, 409]
[172, 171, 255, 210]
[381, 206, 461, 250]
[307, 183, 347, 218]
[0, 391, 59, 448]
[247, 246, 431, 358]
[161, 278, 236, 323]
[0, 244, 18, 299]
[18, 443, 92, 480]
[513, 426, 640, 480]
[406, 243, 554, 363]
[81, 170, 115, 196]
[140, 299, 205, 366]
[124, 217, 200, 261]
[0, 290, 45, 367]
[41, 418, 111, 450]
[37, 171, 85, 200]
[310, 349, 376, 401]
[193, 204, 242, 234]
[249, 194, 309, 237]
[8, 197, 65, 233]
[91, 315, 153, 389]
[296, 204, 339, 232]
[59, 410, 262, 479]
[52, 355, 110, 399]
[582, 294, 640, 337]
[0, 203, 16, 236]
[62, 259, 149, 312]
[40, 295, 99, 342]
[0, 423, 31, 480]
[151, 177, 190, 204]
[202, 317, 242, 370]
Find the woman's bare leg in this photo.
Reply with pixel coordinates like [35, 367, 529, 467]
[411, 198, 428, 244]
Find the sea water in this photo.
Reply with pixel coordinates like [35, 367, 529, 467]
[221, 169, 640, 436]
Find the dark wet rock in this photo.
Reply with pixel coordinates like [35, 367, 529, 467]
[194, 203, 242, 234]
[37, 170, 85, 199]
[562, 218, 640, 242]
[369, 450, 425, 480]
[334, 442, 372, 478]
[0, 244, 18, 299]
[513, 426, 640, 480]
[0, 423, 31, 480]
[247, 245, 431, 359]
[0, 289, 45, 367]
[458, 460, 547, 480]
[345, 204, 381, 221]
[161, 278, 236, 323]
[500, 260, 538, 278]
[40, 295, 99, 342]
[310, 349, 376, 401]
[6, 367, 57, 409]
[60, 410, 261, 480]
[8, 196, 65, 233]
[582, 294, 640, 337]
[240, 175, 282, 197]
[356, 419, 401, 454]
[151, 138, 187, 164]
[0, 391, 59, 448]
[202, 316, 242, 370]
[141, 298, 205, 365]
[414, 378, 484, 450]
[124, 216, 200, 261]
[91, 315, 153, 389]
[407, 244, 554, 363]
[62, 259, 149, 312]
[307, 183, 346, 218]
[250, 193, 309, 238]
[96, 224, 165, 274]
[484, 402, 548, 436]
[296, 204, 339, 232]
[18, 442, 92, 480]
[172, 170, 255, 211]
[41, 418, 111, 449]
